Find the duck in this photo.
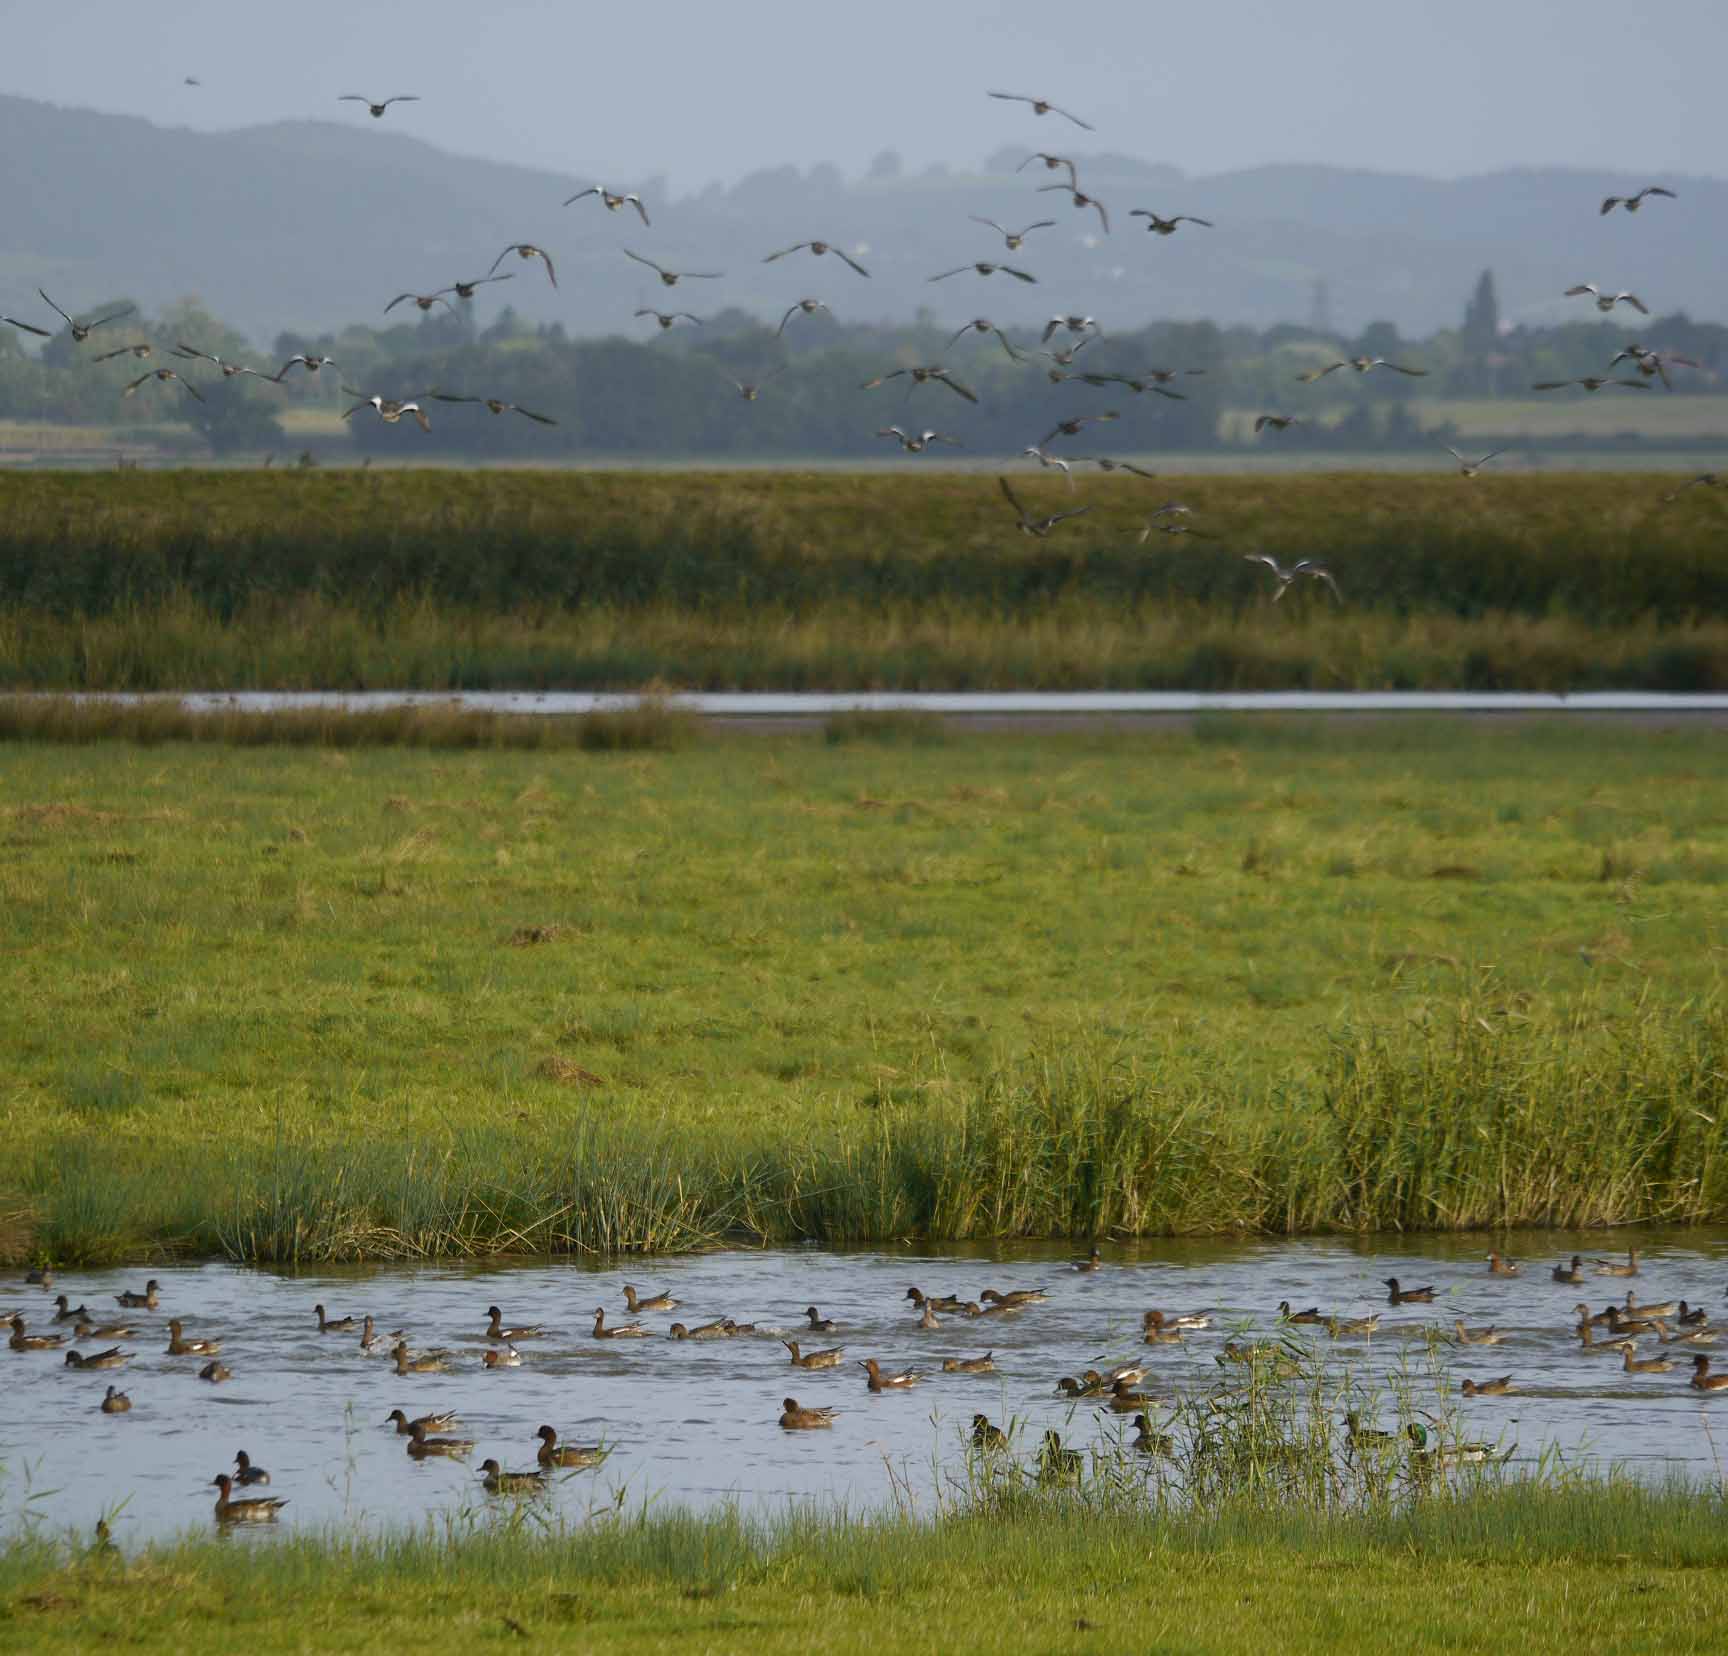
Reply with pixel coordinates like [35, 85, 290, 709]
[448, 274, 514, 301]
[211, 1474, 286, 1523]
[1553, 1256, 1586, 1284]
[1405, 1423, 1498, 1466]
[1486, 1253, 1521, 1277]
[479, 1459, 548, 1495]
[114, 1280, 160, 1310]
[1582, 1251, 1638, 1279]
[916, 1301, 941, 1329]
[482, 1344, 522, 1369]
[1037, 1431, 1083, 1479]
[233, 1451, 270, 1486]
[1531, 376, 1649, 393]
[1656, 1320, 1717, 1347]
[1056, 1374, 1110, 1399]
[780, 1397, 837, 1430]
[1107, 1379, 1152, 1412]
[979, 1288, 1049, 1307]
[942, 1352, 995, 1374]
[777, 297, 832, 336]
[24, 1268, 53, 1287]
[903, 1288, 966, 1313]
[338, 94, 419, 118]
[165, 1320, 219, 1362]
[314, 1304, 357, 1334]
[171, 342, 276, 380]
[406, 1420, 474, 1458]
[198, 1360, 233, 1383]
[1383, 1278, 1436, 1306]
[860, 1358, 922, 1391]
[52, 1296, 93, 1324]
[669, 1319, 733, 1341]
[392, 1343, 449, 1375]
[1146, 1309, 1212, 1331]
[802, 1307, 837, 1333]
[1277, 1302, 1325, 1325]
[1132, 1412, 1174, 1456]
[1108, 1364, 1150, 1387]
[987, 90, 1093, 130]
[784, 1340, 845, 1369]
[970, 1414, 1010, 1451]
[74, 1321, 139, 1340]
[100, 1385, 131, 1414]
[1141, 1317, 1184, 1347]
[623, 249, 722, 287]
[763, 239, 870, 278]
[483, 1306, 543, 1342]
[1574, 1302, 1617, 1329]
[1129, 209, 1213, 236]
[1343, 1412, 1395, 1449]
[963, 1300, 1020, 1320]
[1460, 1375, 1516, 1397]
[384, 1409, 459, 1437]
[535, 1426, 607, 1469]
[1688, 1355, 1728, 1392]
[1615, 1341, 1674, 1374]
[621, 1285, 680, 1315]
[1603, 1309, 1661, 1337]
[1454, 1321, 1505, 1346]
[1326, 1315, 1380, 1338]
[14, 1317, 70, 1351]
[721, 1319, 756, 1336]
[1678, 1302, 1710, 1328]
[488, 243, 557, 288]
[359, 1315, 403, 1355]
[592, 1308, 650, 1340]
[64, 1347, 129, 1369]
[1624, 1291, 1676, 1318]
[37, 290, 134, 343]
[564, 185, 651, 225]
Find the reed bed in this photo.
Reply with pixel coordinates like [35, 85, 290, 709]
[2, 470, 1726, 690]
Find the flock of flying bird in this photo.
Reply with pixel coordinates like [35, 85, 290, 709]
[0, 89, 1708, 594]
[11, 1238, 1728, 1525]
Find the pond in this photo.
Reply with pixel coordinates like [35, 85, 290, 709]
[4, 1229, 1724, 1545]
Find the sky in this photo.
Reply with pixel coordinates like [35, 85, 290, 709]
[0, 0, 1720, 191]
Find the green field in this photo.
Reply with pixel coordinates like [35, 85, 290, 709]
[1, 470, 1726, 692]
[3, 720, 1725, 1262]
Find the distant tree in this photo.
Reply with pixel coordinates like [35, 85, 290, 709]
[1461, 270, 1500, 356]
[179, 376, 286, 456]
[867, 149, 903, 181]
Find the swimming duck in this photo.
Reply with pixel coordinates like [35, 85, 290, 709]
[479, 1459, 548, 1495]
[1326, 1315, 1381, 1338]
[621, 1286, 680, 1315]
[406, 1420, 474, 1458]
[64, 1347, 129, 1370]
[392, 1342, 449, 1375]
[384, 1409, 459, 1437]
[1107, 1378, 1152, 1412]
[802, 1307, 837, 1333]
[979, 1288, 1049, 1307]
[52, 1296, 93, 1324]
[358, 1315, 405, 1356]
[942, 1352, 995, 1374]
[314, 1304, 357, 1334]
[592, 1308, 649, 1340]
[1343, 1413, 1395, 1449]
[1553, 1257, 1585, 1284]
[535, 1426, 607, 1469]
[860, 1358, 922, 1391]
[233, 1451, 270, 1487]
[211, 1474, 286, 1523]
[784, 1340, 844, 1369]
[780, 1397, 837, 1430]
[198, 1360, 233, 1383]
[1037, 1431, 1083, 1480]
[115, 1280, 160, 1309]
[1486, 1253, 1521, 1277]
[721, 1319, 756, 1336]
[484, 1307, 544, 1342]
[1278, 1302, 1324, 1325]
[1384, 1278, 1436, 1305]
[1405, 1423, 1498, 1466]
[1150, 1308, 1213, 1331]
[962, 1300, 1020, 1319]
[1141, 1315, 1184, 1347]
[75, 1321, 139, 1340]
[167, 1322, 220, 1357]
[1624, 1292, 1677, 1318]
[1594, 1249, 1641, 1278]
[1453, 1321, 1505, 1346]
[1678, 1302, 1710, 1328]
[916, 1302, 941, 1329]
[1689, 1355, 1728, 1392]
[24, 1268, 52, 1287]
[1056, 1374, 1110, 1399]
[100, 1385, 130, 1414]
[1656, 1320, 1716, 1346]
[669, 1319, 732, 1340]
[1574, 1302, 1617, 1329]
[904, 1288, 966, 1312]
[970, 1414, 1009, 1451]
[1614, 1341, 1674, 1374]
[482, 1344, 522, 1369]
[1460, 1375, 1516, 1397]
[11, 1317, 67, 1351]
[1132, 1412, 1174, 1456]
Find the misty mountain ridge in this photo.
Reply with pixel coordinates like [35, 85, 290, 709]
[2, 92, 1721, 347]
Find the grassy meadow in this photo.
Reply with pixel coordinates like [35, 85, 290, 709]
[2, 469, 1728, 691]
[3, 718, 1726, 1262]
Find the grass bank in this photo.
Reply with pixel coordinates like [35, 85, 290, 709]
[2, 470, 1727, 690]
[2, 722, 1725, 1261]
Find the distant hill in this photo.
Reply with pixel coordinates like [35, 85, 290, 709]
[0, 93, 1720, 346]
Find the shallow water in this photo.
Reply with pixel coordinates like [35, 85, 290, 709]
[4, 1229, 1725, 1547]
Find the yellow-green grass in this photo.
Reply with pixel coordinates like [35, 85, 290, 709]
[3, 1487, 1726, 1656]
[3, 721, 1726, 1260]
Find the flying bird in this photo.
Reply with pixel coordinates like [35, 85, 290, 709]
[777, 298, 831, 335]
[928, 261, 1037, 284]
[2, 311, 51, 337]
[945, 318, 1023, 360]
[764, 240, 870, 277]
[714, 364, 785, 402]
[1129, 210, 1214, 236]
[1041, 411, 1119, 446]
[1531, 377, 1650, 392]
[625, 249, 723, 287]
[859, 365, 978, 403]
[93, 343, 155, 363]
[448, 274, 515, 300]
[429, 394, 557, 424]
[998, 476, 1092, 537]
[123, 368, 202, 402]
[1446, 447, 1504, 477]
[384, 291, 454, 315]
[172, 344, 276, 380]
[1600, 186, 1675, 215]
[987, 92, 1094, 130]
[489, 244, 557, 288]
[1610, 343, 1700, 389]
[275, 353, 337, 378]
[1016, 152, 1079, 188]
[1037, 183, 1109, 233]
[1082, 456, 1158, 478]
[877, 427, 962, 453]
[340, 95, 420, 118]
[1254, 414, 1301, 433]
[1564, 284, 1649, 314]
[1080, 371, 1185, 400]
[1298, 357, 1427, 382]
[342, 390, 431, 430]
[1041, 315, 1102, 344]
[1021, 445, 1075, 487]
[1140, 516, 1216, 543]
[38, 291, 134, 343]
[565, 186, 650, 225]
[969, 216, 1056, 252]
[1246, 553, 1341, 601]
[1663, 474, 1723, 503]
[635, 309, 704, 330]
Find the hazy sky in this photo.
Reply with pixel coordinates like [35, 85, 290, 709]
[2, 0, 1721, 190]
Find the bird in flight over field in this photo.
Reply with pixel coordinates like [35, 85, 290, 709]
[1246, 553, 1341, 601]
[1298, 357, 1427, 382]
[123, 367, 202, 402]
[38, 290, 134, 343]
[998, 476, 1092, 537]
[1446, 447, 1503, 477]
[430, 394, 558, 424]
